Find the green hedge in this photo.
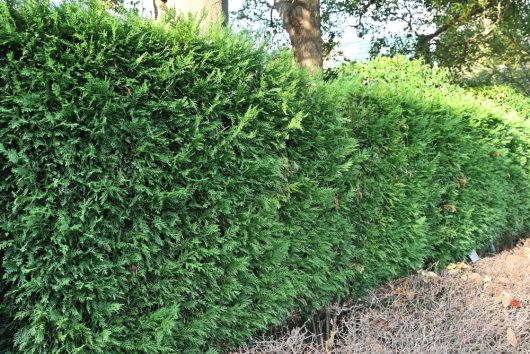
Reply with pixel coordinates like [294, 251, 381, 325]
[0, 2, 315, 352]
[1, 2, 529, 353]
[337, 58, 530, 290]
[469, 84, 530, 121]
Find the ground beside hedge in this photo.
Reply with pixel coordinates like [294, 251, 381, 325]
[234, 237, 530, 353]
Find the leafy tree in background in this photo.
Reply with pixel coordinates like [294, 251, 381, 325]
[235, 0, 530, 85]
[345, 0, 530, 93]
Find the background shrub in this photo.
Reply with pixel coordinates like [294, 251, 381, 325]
[1, 2, 529, 353]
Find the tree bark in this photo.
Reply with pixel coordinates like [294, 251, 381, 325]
[153, 0, 228, 26]
[275, 0, 323, 71]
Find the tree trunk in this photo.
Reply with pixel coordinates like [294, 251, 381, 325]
[275, 0, 323, 71]
[153, 0, 228, 26]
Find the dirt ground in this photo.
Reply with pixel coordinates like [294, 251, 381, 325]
[234, 238, 530, 353]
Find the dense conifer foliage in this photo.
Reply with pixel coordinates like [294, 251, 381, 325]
[336, 59, 530, 290]
[1, 2, 529, 352]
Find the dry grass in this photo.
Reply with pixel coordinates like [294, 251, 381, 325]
[233, 238, 530, 354]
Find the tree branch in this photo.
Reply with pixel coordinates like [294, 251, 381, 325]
[416, 3, 490, 42]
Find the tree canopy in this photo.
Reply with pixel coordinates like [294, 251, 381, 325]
[235, 0, 530, 83]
